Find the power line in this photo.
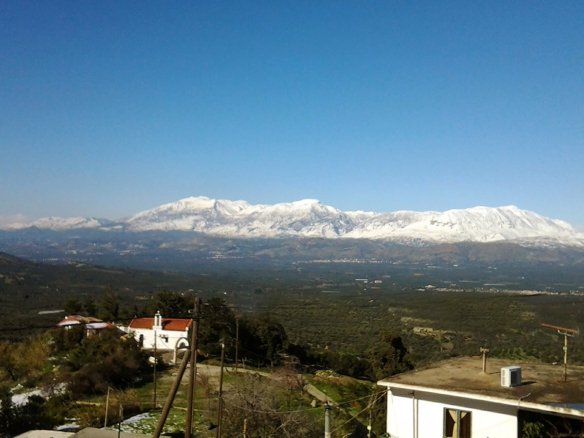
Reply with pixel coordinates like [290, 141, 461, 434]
[225, 401, 321, 415]
[330, 390, 386, 435]
[223, 392, 377, 416]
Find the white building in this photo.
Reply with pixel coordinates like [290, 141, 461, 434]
[378, 357, 584, 438]
[124, 311, 191, 353]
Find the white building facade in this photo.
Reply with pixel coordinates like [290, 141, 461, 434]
[124, 311, 191, 352]
[378, 357, 584, 438]
[384, 385, 518, 438]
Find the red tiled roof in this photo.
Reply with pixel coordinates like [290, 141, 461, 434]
[128, 317, 192, 331]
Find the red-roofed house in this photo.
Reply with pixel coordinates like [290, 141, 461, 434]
[56, 315, 102, 328]
[123, 311, 191, 353]
[56, 315, 115, 337]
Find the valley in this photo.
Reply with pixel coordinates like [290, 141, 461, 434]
[2, 247, 584, 435]
[2, 251, 584, 362]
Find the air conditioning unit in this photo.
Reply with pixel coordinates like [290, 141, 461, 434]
[501, 366, 522, 387]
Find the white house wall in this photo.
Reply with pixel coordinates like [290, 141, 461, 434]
[387, 388, 517, 438]
[388, 390, 415, 438]
[131, 328, 189, 351]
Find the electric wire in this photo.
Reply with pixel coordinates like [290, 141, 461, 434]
[216, 391, 379, 415]
[329, 389, 386, 435]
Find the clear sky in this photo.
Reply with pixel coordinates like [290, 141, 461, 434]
[1, 1, 583, 225]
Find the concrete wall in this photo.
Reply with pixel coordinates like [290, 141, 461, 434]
[387, 388, 518, 438]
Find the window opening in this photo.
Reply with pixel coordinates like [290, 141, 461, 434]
[444, 408, 471, 438]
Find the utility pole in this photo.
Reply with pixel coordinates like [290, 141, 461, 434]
[104, 386, 111, 427]
[480, 347, 490, 374]
[216, 342, 226, 438]
[117, 401, 123, 438]
[185, 297, 202, 438]
[324, 403, 331, 438]
[153, 332, 157, 408]
[542, 323, 579, 382]
[235, 317, 240, 373]
[367, 393, 374, 438]
[152, 348, 191, 438]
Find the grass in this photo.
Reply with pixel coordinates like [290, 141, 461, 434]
[96, 362, 379, 436]
[81, 362, 221, 436]
[306, 370, 376, 419]
[113, 410, 215, 437]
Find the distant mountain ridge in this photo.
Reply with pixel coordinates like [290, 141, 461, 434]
[2, 196, 583, 247]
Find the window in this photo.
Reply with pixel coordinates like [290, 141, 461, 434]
[444, 408, 471, 438]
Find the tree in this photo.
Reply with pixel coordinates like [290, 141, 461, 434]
[152, 291, 192, 318]
[0, 342, 19, 381]
[0, 389, 15, 436]
[65, 330, 149, 395]
[83, 296, 97, 316]
[367, 332, 411, 380]
[53, 325, 84, 352]
[221, 373, 321, 438]
[0, 334, 52, 385]
[239, 316, 288, 366]
[64, 298, 82, 315]
[99, 287, 120, 321]
[522, 421, 546, 438]
[199, 297, 236, 356]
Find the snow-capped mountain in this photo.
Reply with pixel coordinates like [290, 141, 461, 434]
[344, 206, 578, 244]
[123, 197, 583, 245]
[3, 196, 583, 247]
[3, 216, 111, 231]
[125, 197, 354, 238]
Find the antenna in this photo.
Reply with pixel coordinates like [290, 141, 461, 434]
[541, 323, 579, 382]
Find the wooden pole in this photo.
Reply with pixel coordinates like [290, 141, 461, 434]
[541, 323, 578, 382]
[480, 347, 490, 374]
[104, 386, 111, 427]
[152, 349, 191, 438]
[216, 342, 225, 438]
[367, 394, 373, 438]
[235, 317, 239, 373]
[153, 331, 157, 408]
[185, 297, 202, 438]
[117, 401, 123, 438]
[324, 403, 331, 438]
[563, 334, 568, 382]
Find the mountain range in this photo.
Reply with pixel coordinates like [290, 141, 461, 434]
[2, 196, 582, 247]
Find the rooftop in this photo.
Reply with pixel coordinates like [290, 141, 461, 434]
[56, 315, 103, 327]
[378, 356, 584, 408]
[128, 317, 192, 331]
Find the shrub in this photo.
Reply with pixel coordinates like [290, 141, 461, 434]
[65, 330, 150, 396]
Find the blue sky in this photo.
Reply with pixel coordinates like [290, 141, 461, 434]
[1, 1, 583, 225]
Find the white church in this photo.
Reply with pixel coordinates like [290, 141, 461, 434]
[122, 311, 191, 354]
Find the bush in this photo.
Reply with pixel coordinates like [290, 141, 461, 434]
[65, 330, 150, 395]
[221, 373, 321, 438]
[0, 394, 61, 437]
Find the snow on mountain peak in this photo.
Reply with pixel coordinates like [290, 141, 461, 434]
[2, 216, 106, 231]
[289, 199, 322, 207]
[2, 197, 582, 247]
[119, 197, 582, 244]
